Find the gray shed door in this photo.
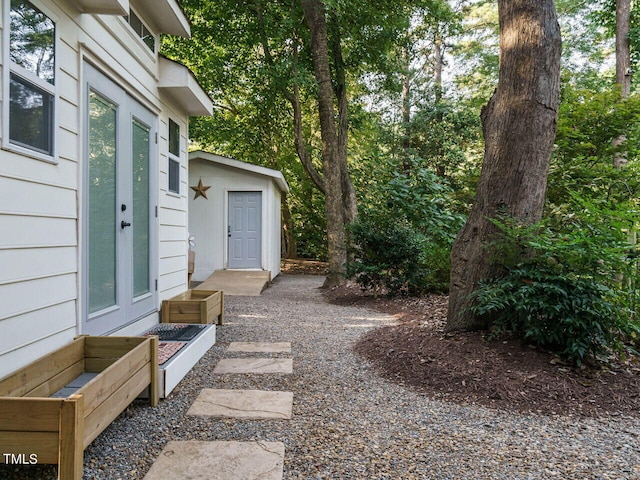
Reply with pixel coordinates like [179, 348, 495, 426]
[228, 192, 262, 269]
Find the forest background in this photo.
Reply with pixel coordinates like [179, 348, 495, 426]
[163, 0, 640, 366]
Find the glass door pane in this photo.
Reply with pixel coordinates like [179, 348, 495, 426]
[132, 119, 150, 297]
[88, 92, 117, 313]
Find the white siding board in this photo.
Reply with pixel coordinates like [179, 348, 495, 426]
[58, 69, 80, 108]
[0, 156, 77, 189]
[160, 191, 187, 210]
[57, 128, 79, 165]
[0, 327, 76, 380]
[159, 255, 186, 276]
[0, 215, 76, 249]
[159, 270, 185, 294]
[160, 240, 187, 259]
[58, 35, 80, 79]
[160, 284, 185, 302]
[0, 247, 77, 284]
[0, 176, 77, 218]
[160, 208, 187, 227]
[0, 301, 76, 356]
[58, 96, 79, 134]
[0, 274, 76, 321]
[160, 224, 187, 242]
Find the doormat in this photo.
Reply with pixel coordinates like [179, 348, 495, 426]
[158, 341, 187, 364]
[144, 324, 207, 342]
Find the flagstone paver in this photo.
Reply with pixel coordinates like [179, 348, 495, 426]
[187, 389, 293, 419]
[227, 341, 292, 353]
[213, 357, 293, 374]
[143, 441, 284, 480]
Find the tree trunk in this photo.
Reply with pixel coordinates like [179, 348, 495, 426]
[447, 0, 562, 331]
[288, 51, 326, 194]
[616, 0, 632, 97]
[328, 9, 358, 226]
[401, 47, 412, 173]
[614, 0, 631, 167]
[433, 33, 444, 105]
[301, 0, 347, 287]
[281, 191, 297, 259]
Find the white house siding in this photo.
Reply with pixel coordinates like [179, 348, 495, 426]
[157, 100, 190, 302]
[188, 154, 288, 282]
[0, 0, 80, 379]
[0, 0, 203, 379]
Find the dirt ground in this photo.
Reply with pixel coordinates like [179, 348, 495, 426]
[322, 281, 640, 418]
[281, 258, 330, 275]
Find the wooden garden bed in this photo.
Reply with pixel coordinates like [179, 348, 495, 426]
[161, 289, 224, 325]
[0, 335, 159, 479]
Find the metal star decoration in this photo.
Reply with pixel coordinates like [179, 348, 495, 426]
[190, 178, 211, 200]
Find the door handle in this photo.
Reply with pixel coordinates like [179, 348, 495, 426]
[121, 220, 132, 229]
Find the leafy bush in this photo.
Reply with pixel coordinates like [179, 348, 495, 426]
[470, 212, 640, 366]
[347, 217, 429, 296]
[347, 161, 464, 295]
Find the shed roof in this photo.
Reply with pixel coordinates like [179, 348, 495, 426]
[189, 151, 290, 193]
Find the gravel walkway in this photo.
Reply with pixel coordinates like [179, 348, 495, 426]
[3, 274, 639, 479]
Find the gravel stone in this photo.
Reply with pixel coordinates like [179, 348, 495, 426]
[1, 274, 639, 479]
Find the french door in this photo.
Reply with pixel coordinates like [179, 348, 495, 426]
[82, 63, 157, 335]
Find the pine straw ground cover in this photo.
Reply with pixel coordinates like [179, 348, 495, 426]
[324, 282, 640, 418]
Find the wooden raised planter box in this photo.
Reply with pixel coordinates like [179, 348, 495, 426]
[0, 335, 159, 480]
[161, 289, 224, 325]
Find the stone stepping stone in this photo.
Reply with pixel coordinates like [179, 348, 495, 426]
[214, 358, 293, 374]
[227, 342, 291, 353]
[187, 389, 293, 419]
[143, 440, 284, 480]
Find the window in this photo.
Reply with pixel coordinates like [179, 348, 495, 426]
[168, 119, 180, 194]
[6, 0, 56, 157]
[124, 9, 154, 52]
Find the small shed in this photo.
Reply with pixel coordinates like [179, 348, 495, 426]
[188, 151, 289, 282]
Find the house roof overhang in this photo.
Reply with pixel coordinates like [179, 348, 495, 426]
[189, 151, 290, 193]
[134, 0, 191, 38]
[159, 57, 213, 117]
[72, 0, 129, 15]
[72, 0, 190, 37]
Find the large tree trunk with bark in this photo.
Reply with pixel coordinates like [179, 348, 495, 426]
[301, 0, 347, 286]
[328, 10, 358, 226]
[447, 0, 562, 331]
[616, 0, 632, 97]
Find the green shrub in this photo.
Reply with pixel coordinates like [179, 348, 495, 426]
[470, 213, 640, 366]
[346, 161, 463, 296]
[347, 217, 429, 296]
[472, 266, 627, 365]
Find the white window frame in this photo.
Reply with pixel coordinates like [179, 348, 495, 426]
[167, 117, 180, 195]
[2, 0, 58, 163]
[123, 7, 156, 54]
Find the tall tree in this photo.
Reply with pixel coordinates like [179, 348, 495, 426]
[300, 0, 349, 286]
[447, 0, 562, 330]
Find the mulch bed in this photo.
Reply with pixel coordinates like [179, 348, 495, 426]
[281, 258, 329, 275]
[324, 282, 640, 418]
